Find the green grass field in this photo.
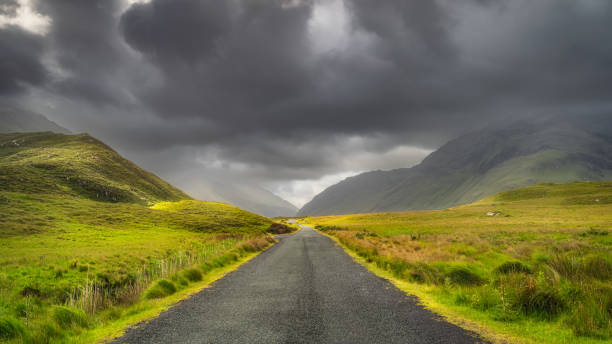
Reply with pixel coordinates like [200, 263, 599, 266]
[0, 132, 277, 343]
[307, 181, 612, 344]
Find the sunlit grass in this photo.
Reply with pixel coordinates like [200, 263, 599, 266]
[0, 132, 277, 343]
[308, 181, 612, 344]
[0, 192, 274, 343]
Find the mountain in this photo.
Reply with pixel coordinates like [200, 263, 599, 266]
[174, 177, 298, 218]
[0, 106, 296, 217]
[0, 106, 71, 134]
[298, 114, 612, 216]
[0, 131, 190, 205]
[0, 133, 274, 343]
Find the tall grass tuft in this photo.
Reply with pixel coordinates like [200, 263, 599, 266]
[144, 279, 177, 299]
[447, 267, 484, 286]
[0, 315, 25, 340]
[495, 261, 532, 275]
[52, 306, 90, 328]
[182, 268, 203, 282]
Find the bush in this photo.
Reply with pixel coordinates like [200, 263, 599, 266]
[267, 223, 293, 234]
[447, 267, 484, 286]
[144, 279, 177, 299]
[52, 306, 89, 328]
[495, 261, 532, 275]
[0, 316, 25, 340]
[183, 268, 203, 282]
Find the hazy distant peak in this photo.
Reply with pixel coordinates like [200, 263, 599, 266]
[298, 113, 612, 216]
[0, 106, 70, 134]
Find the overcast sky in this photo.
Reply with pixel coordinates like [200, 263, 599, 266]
[1, 0, 611, 207]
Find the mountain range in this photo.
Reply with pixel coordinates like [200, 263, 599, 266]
[298, 114, 612, 216]
[0, 106, 297, 217]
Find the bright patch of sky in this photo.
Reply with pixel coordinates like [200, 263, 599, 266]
[0, 0, 50, 34]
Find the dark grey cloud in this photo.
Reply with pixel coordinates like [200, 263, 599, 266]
[0, 25, 47, 94]
[4, 0, 612, 205]
[120, 0, 314, 126]
[34, 0, 140, 107]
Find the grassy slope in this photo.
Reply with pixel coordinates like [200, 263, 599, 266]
[0, 132, 189, 204]
[0, 132, 275, 343]
[307, 181, 612, 344]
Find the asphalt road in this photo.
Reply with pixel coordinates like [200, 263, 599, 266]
[114, 226, 484, 344]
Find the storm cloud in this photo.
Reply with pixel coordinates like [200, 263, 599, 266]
[0, 25, 46, 94]
[2, 0, 612, 206]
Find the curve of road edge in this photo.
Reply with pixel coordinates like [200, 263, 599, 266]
[114, 226, 487, 344]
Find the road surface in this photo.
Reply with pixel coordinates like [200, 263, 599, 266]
[114, 226, 484, 344]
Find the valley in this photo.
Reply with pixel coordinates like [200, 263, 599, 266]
[306, 181, 612, 343]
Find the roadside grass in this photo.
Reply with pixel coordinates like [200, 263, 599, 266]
[0, 131, 282, 342]
[73, 247, 267, 343]
[0, 192, 275, 343]
[308, 181, 612, 344]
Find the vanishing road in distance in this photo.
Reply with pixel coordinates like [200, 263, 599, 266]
[115, 226, 484, 344]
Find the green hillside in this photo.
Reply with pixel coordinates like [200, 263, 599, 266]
[308, 181, 612, 343]
[299, 114, 612, 216]
[0, 132, 275, 343]
[0, 132, 190, 204]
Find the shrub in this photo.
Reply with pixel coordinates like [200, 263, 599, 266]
[0, 316, 24, 340]
[495, 261, 532, 275]
[144, 279, 177, 299]
[52, 306, 89, 328]
[447, 267, 484, 286]
[183, 268, 203, 282]
[267, 223, 293, 234]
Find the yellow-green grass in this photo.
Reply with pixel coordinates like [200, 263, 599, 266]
[75, 243, 272, 344]
[307, 181, 612, 344]
[0, 192, 274, 343]
[0, 132, 189, 205]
